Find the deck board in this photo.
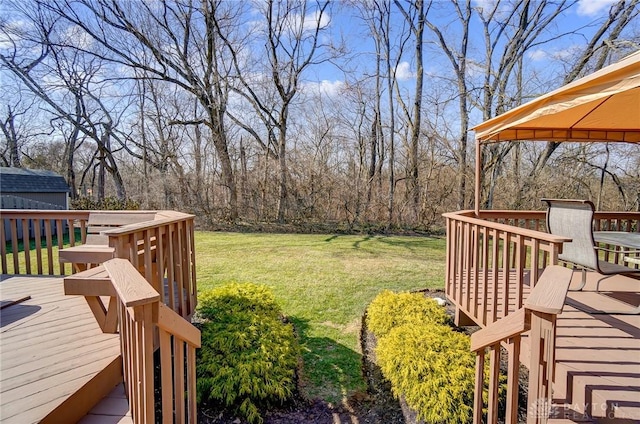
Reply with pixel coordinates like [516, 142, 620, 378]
[0, 275, 122, 424]
[550, 272, 640, 421]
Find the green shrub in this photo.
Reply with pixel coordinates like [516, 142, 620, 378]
[367, 290, 481, 424]
[71, 196, 140, 210]
[195, 283, 299, 424]
[366, 290, 450, 338]
[376, 323, 475, 424]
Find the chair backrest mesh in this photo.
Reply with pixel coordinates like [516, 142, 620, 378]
[543, 199, 598, 269]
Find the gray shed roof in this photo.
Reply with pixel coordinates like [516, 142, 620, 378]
[0, 167, 71, 193]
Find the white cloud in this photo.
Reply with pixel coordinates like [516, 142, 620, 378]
[528, 49, 550, 61]
[302, 10, 330, 32]
[280, 10, 330, 35]
[302, 79, 344, 97]
[395, 62, 415, 80]
[0, 19, 32, 50]
[527, 46, 580, 62]
[576, 0, 618, 17]
[472, 0, 510, 20]
[466, 61, 484, 78]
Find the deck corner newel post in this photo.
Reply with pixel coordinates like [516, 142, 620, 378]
[526, 310, 558, 424]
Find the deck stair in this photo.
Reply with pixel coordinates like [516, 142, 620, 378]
[78, 384, 133, 424]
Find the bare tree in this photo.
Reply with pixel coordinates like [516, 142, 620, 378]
[0, 104, 26, 167]
[472, 0, 573, 208]
[0, 3, 128, 199]
[529, 0, 640, 175]
[29, 0, 241, 218]
[216, 0, 332, 222]
[425, 0, 472, 210]
[393, 0, 428, 221]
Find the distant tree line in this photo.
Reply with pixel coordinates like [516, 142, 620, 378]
[1, 0, 639, 230]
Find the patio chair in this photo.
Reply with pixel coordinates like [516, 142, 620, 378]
[542, 198, 640, 294]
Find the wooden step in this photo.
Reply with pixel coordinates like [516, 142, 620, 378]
[40, 356, 123, 423]
[78, 383, 132, 424]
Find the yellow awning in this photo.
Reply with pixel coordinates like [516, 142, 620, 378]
[472, 50, 640, 143]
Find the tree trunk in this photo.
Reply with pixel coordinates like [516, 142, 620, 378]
[276, 114, 288, 223]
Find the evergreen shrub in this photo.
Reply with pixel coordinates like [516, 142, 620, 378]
[366, 289, 450, 338]
[376, 323, 475, 423]
[366, 290, 476, 424]
[195, 283, 299, 424]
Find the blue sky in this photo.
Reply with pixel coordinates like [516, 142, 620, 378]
[297, 0, 630, 96]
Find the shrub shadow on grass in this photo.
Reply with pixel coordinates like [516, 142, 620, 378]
[289, 317, 364, 403]
[376, 236, 443, 253]
[290, 316, 406, 424]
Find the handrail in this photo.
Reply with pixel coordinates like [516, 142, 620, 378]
[157, 303, 201, 347]
[0, 210, 92, 219]
[470, 308, 529, 352]
[1, 209, 91, 275]
[101, 213, 195, 236]
[106, 213, 197, 319]
[470, 266, 573, 424]
[66, 258, 201, 424]
[443, 211, 571, 244]
[105, 258, 160, 307]
[443, 208, 639, 329]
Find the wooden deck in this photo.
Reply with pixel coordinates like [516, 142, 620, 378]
[548, 272, 640, 422]
[454, 270, 640, 422]
[0, 275, 124, 423]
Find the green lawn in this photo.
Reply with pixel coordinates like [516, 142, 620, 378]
[195, 231, 446, 404]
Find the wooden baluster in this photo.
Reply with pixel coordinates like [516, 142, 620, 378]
[456, 221, 464, 309]
[481, 226, 489, 326]
[0, 218, 7, 274]
[56, 218, 65, 275]
[10, 219, 19, 273]
[22, 218, 31, 274]
[491, 229, 499, 323]
[505, 336, 521, 424]
[473, 350, 485, 424]
[159, 329, 173, 424]
[44, 219, 53, 274]
[187, 344, 197, 422]
[471, 224, 479, 318]
[173, 337, 185, 423]
[188, 219, 197, 313]
[488, 344, 500, 424]
[34, 218, 43, 274]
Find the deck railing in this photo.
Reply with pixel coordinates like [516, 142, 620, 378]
[445, 209, 640, 424]
[0, 209, 197, 319]
[442, 210, 569, 327]
[1, 210, 91, 275]
[470, 266, 573, 424]
[66, 258, 201, 424]
[443, 209, 640, 327]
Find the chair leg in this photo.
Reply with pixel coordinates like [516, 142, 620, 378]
[569, 268, 587, 291]
[595, 274, 614, 292]
[591, 274, 640, 314]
